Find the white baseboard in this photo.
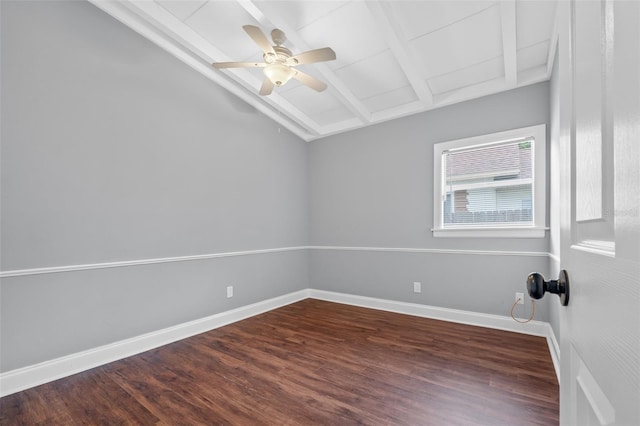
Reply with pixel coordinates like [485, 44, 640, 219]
[1, 288, 561, 397]
[308, 289, 551, 336]
[308, 290, 561, 382]
[546, 322, 561, 383]
[0, 289, 310, 397]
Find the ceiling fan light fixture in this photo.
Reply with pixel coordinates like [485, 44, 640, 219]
[263, 62, 294, 86]
[212, 25, 335, 95]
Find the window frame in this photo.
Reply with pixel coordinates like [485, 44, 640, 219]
[432, 124, 547, 238]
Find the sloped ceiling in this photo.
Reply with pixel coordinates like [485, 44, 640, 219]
[90, 0, 558, 141]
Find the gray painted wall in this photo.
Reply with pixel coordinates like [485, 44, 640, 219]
[310, 249, 549, 316]
[0, 1, 308, 372]
[1, 1, 308, 270]
[1, 251, 308, 371]
[309, 83, 551, 318]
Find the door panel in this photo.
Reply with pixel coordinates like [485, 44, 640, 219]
[556, 0, 639, 425]
[573, 345, 615, 426]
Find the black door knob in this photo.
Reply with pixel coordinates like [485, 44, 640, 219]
[526, 270, 570, 306]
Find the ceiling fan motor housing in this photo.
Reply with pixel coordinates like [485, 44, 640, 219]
[264, 46, 293, 64]
[270, 28, 287, 46]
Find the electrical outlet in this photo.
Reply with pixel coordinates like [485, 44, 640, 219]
[413, 282, 422, 293]
[515, 292, 524, 304]
[227, 286, 233, 298]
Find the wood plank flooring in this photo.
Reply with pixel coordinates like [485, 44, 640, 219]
[0, 299, 558, 425]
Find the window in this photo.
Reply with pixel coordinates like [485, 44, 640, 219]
[432, 125, 546, 238]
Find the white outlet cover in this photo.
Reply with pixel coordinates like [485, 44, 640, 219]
[413, 282, 421, 293]
[226, 286, 233, 298]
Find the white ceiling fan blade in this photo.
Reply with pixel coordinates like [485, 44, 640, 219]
[288, 47, 336, 65]
[259, 78, 274, 96]
[292, 70, 327, 92]
[243, 25, 276, 56]
[212, 61, 266, 69]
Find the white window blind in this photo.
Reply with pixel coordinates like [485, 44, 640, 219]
[442, 138, 534, 227]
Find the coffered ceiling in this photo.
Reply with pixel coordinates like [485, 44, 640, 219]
[90, 1, 558, 141]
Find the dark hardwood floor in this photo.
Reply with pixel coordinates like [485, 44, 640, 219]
[1, 299, 558, 425]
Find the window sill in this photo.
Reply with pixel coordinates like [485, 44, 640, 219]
[432, 227, 548, 238]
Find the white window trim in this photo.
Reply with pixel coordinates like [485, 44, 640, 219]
[432, 124, 547, 238]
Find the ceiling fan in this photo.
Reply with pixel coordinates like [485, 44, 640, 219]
[212, 25, 336, 96]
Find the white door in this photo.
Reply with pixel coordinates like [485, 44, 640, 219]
[555, 0, 639, 425]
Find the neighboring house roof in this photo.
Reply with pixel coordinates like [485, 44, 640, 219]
[519, 146, 532, 179]
[445, 142, 532, 181]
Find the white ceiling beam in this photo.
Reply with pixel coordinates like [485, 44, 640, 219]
[545, 0, 560, 78]
[500, 0, 518, 87]
[433, 68, 548, 109]
[370, 100, 426, 124]
[89, 0, 318, 141]
[127, 1, 322, 137]
[239, 0, 373, 124]
[236, 0, 268, 27]
[434, 77, 508, 107]
[365, 1, 433, 106]
[97, 0, 321, 138]
[518, 65, 549, 86]
[307, 117, 365, 141]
